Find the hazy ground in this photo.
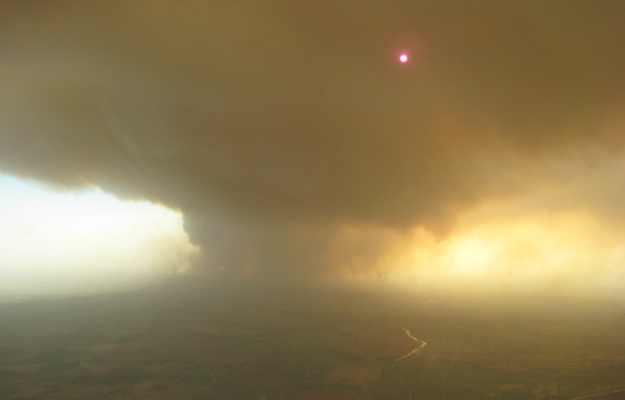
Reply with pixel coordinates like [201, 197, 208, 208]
[1, 278, 625, 400]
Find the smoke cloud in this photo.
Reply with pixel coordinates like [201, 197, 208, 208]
[1, 1, 625, 287]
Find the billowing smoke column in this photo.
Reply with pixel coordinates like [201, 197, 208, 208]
[0, 1, 624, 284]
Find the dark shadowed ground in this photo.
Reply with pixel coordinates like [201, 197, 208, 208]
[1, 278, 625, 400]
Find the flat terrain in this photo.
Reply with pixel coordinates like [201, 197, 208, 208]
[1, 279, 625, 399]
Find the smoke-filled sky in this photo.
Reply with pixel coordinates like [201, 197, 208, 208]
[1, 1, 625, 294]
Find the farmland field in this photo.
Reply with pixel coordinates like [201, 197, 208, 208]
[1, 279, 624, 399]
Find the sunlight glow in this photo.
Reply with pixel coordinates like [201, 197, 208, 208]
[387, 207, 625, 296]
[444, 236, 498, 273]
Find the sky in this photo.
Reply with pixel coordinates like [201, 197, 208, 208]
[1, 1, 625, 296]
[0, 174, 199, 296]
